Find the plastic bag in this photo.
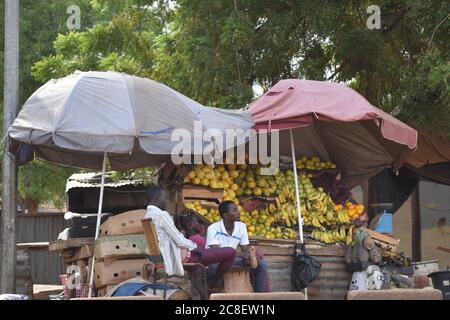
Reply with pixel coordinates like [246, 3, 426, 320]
[291, 243, 321, 290]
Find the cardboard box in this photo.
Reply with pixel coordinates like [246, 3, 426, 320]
[94, 234, 150, 259]
[412, 260, 440, 274]
[99, 210, 146, 236]
[93, 259, 147, 288]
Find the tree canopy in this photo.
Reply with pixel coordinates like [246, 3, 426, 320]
[0, 0, 92, 211]
[33, 0, 449, 135]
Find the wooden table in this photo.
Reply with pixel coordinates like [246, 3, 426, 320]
[49, 238, 95, 298]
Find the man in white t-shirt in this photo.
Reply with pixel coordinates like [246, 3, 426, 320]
[206, 201, 271, 292]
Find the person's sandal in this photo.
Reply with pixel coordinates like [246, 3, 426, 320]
[249, 246, 258, 269]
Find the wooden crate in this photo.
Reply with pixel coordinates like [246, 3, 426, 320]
[366, 229, 399, 252]
[198, 200, 219, 209]
[181, 185, 223, 202]
[49, 238, 95, 252]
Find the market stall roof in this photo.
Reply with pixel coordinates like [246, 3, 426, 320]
[404, 162, 450, 186]
[248, 79, 418, 187]
[404, 133, 450, 185]
[366, 134, 450, 215]
[8, 71, 254, 170]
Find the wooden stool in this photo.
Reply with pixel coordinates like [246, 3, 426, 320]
[223, 266, 253, 293]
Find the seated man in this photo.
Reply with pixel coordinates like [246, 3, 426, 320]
[178, 209, 236, 289]
[205, 200, 271, 292]
[145, 186, 235, 299]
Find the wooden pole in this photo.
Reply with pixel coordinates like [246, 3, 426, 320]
[1, 0, 19, 294]
[411, 183, 422, 262]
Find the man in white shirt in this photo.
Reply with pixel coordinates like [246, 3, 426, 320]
[206, 201, 271, 292]
[145, 186, 236, 299]
[144, 186, 200, 277]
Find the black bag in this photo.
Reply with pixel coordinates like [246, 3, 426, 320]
[292, 243, 321, 290]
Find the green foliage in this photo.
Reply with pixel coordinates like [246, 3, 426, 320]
[111, 167, 158, 186]
[18, 160, 77, 210]
[0, 0, 92, 210]
[399, 49, 450, 136]
[30, 1, 449, 136]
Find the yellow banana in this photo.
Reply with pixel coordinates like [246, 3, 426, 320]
[275, 197, 281, 208]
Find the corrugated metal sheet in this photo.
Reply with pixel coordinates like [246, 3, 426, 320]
[267, 262, 294, 292]
[66, 172, 143, 193]
[17, 213, 67, 284]
[253, 239, 296, 293]
[302, 244, 352, 300]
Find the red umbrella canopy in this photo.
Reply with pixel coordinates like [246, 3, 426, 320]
[248, 79, 418, 187]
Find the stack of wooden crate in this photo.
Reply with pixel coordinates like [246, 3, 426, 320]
[94, 209, 148, 296]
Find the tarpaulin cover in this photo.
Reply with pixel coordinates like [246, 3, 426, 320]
[248, 79, 418, 187]
[369, 133, 450, 215]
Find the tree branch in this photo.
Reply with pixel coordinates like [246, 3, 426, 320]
[428, 13, 449, 52]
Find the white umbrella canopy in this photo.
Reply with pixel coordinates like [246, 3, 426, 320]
[9, 71, 254, 169]
[8, 71, 254, 298]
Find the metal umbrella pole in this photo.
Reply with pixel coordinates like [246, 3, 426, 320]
[88, 152, 107, 298]
[289, 129, 308, 300]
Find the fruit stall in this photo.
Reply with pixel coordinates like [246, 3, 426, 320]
[167, 156, 371, 298]
[167, 149, 446, 299]
[47, 156, 443, 300]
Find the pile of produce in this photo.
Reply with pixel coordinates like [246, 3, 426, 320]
[379, 249, 411, 267]
[311, 171, 352, 205]
[182, 156, 365, 242]
[295, 156, 336, 170]
[344, 229, 382, 264]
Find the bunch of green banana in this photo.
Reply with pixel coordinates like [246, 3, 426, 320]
[308, 213, 323, 228]
[345, 226, 354, 245]
[280, 227, 296, 239]
[268, 202, 278, 214]
[337, 209, 350, 224]
[311, 226, 348, 244]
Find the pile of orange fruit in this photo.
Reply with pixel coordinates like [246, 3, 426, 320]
[334, 202, 365, 220]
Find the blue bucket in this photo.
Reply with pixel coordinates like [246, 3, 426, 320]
[374, 211, 393, 234]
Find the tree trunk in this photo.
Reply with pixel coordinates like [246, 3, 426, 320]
[24, 197, 39, 214]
